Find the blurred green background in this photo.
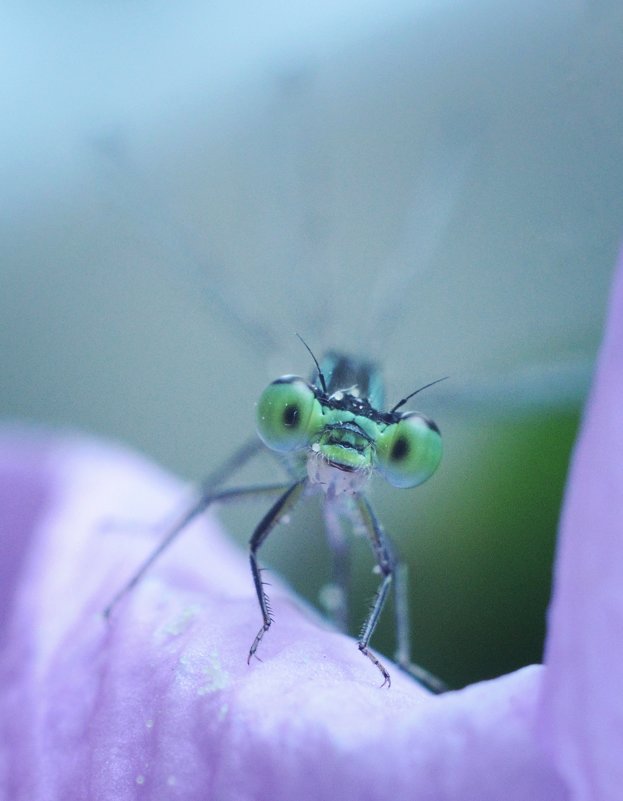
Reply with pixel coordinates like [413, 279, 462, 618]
[2, 0, 622, 687]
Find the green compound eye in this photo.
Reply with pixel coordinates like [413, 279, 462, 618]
[256, 376, 322, 452]
[376, 412, 442, 488]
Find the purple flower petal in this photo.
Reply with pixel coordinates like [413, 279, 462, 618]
[541, 252, 623, 799]
[0, 430, 566, 801]
[0, 433, 55, 648]
[13, 252, 623, 801]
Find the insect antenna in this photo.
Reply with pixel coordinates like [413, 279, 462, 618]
[296, 333, 328, 394]
[390, 376, 449, 413]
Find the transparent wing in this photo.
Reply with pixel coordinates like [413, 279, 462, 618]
[91, 123, 595, 416]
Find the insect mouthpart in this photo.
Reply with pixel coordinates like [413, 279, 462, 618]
[325, 424, 369, 453]
[305, 421, 375, 495]
[306, 447, 371, 496]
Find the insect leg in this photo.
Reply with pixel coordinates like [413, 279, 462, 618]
[321, 499, 350, 632]
[196, 437, 264, 494]
[248, 479, 306, 663]
[104, 482, 289, 618]
[393, 561, 447, 694]
[101, 437, 262, 560]
[353, 495, 395, 688]
[353, 499, 446, 692]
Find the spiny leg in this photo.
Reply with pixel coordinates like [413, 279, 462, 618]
[248, 480, 306, 663]
[101, 438, 263, 535]
[320, 499, 351, 632]
[353, 496, 395, 688]
[104, 482, 289, 618]
[196, 438, 263, 496]
[393, 562, 447, 694]
[103, 436, 264, 614]
[354, 498, 447, 692]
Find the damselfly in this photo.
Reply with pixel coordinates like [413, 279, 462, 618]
[98, 111, 585, 690]
[105, 339, 446, 691]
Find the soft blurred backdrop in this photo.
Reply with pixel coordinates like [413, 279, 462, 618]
[2, 0, 622, 688]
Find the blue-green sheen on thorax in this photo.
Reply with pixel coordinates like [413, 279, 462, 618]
[317, 351, 385, 411]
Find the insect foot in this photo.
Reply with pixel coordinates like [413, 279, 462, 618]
[358, 643, 392, 688]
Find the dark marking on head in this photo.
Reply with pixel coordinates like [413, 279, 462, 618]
[424, 417, 441, 435]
